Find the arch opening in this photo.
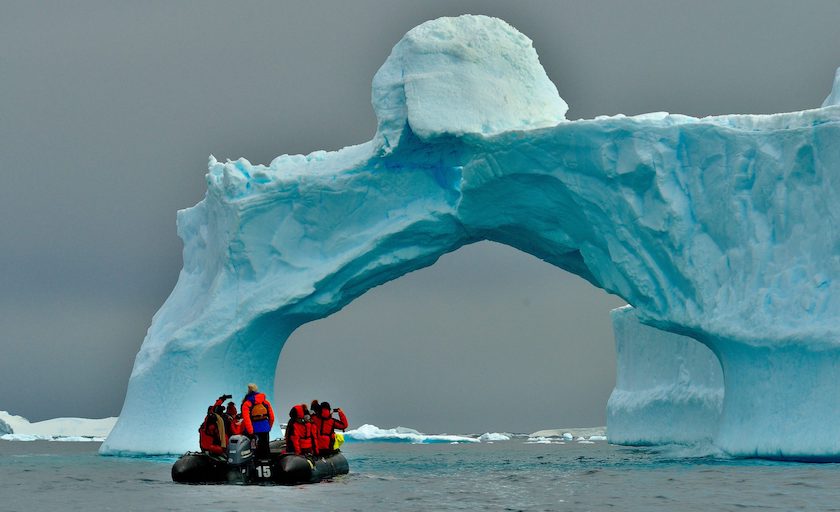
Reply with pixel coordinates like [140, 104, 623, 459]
[275, 241, 626, 435]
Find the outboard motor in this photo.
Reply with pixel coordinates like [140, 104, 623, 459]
[225, 435, 254, 483]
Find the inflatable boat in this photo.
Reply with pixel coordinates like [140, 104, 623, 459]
[172, 435, 349, 485]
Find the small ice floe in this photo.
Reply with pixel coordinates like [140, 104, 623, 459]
[529, 427, 607, 442]
[344, 424, 479, 444]
[524, 436, 565, 444]
[0, 434, 105, 442]
[478, 432, 511, 442]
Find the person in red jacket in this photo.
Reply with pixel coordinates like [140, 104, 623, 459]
[284, 404, 316, 456]
[312, 401, 348, 457]
[198, 394, 232, 456]
[241, 383, 275, 459]
[226, 401, 243, 436]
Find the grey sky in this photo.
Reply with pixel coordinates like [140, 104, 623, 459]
[1, 1, 838, 433]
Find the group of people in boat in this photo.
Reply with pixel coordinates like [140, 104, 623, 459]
[198, 383, 348, 460]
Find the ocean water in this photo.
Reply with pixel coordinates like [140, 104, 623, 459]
[2, 439, 840, 511]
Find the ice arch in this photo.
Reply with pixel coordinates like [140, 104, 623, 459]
[103, 15, 840, 458]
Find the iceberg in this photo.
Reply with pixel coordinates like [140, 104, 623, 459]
[0, 410, 116, 441]
[478, 432, 511, 442]
[103, 14, 840, 460]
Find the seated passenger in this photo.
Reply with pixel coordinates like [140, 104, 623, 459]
[284, 404, 316, 456]
[226, 401, 243, 436]
[199, 403, 228, 456]
[312, 402, 348, 457]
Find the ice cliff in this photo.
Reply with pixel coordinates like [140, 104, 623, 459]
[102, 15, 840, 459]
[607, 306, 723, 446]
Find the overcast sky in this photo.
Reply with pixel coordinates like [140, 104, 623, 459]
[2, 1, 839, 434]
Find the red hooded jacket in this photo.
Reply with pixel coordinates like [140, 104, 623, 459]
[284, 404, 316, 455]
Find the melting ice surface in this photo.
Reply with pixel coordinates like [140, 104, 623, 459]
[101, 15, 840, 459]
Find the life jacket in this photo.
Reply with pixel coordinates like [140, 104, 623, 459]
[250, 402, 269, 422]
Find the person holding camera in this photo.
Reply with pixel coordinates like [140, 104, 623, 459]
[312, 401, 348, 457]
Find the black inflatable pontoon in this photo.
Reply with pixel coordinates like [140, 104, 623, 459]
[172, 436, 349, 485]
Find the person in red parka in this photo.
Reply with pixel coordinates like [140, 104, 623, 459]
[312, 401, 348, 457]
[226, 401, 243, 436]
[241, 383, 275, 459]
[198, 394, 232, 456]
[284, 404, 316, 456]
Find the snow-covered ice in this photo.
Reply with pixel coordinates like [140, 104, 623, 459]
[101, 14, 840, 460]
[478, 432, 512, 442]
[344, 424, 478, 444]
[0, 411, 116, 442]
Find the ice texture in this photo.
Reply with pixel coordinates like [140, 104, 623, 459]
[607, 306, 723, 446]
[102, 15, 840, 459]
[0, 417, 11, 436]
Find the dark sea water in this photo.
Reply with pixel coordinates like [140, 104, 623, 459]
[2, 439, 840, 511]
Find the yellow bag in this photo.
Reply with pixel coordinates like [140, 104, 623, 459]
[333, 432, 345, 451]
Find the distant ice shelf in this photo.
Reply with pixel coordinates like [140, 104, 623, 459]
[101, 14, 840, 460]
[0, 411, 116, 442]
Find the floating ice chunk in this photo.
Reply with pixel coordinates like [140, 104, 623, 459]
[525, 436, 554, 444]
[344, 424, 479, 444]
[1, 434, 38, 441]
[478, 432, 511, 442]
[588, 436, 607, 441]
